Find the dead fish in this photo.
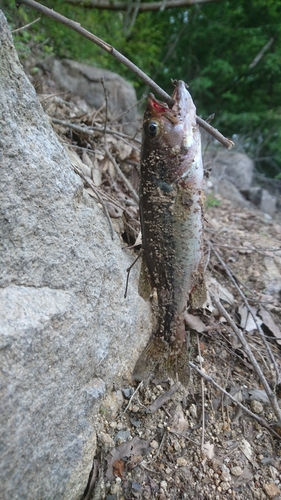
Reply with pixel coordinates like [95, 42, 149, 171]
[133, 81, 206, 386]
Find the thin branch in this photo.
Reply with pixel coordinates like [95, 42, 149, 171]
[11, 16, 41, 32]
[123, 380, 143, 413]
[72, 163, 115, 239]
[210, 242, 281, 385]
[63, 0, 225, 12]
[18, 0, 234, 150]
[100, 77, 109, 140]
[105, 146, 139, 204]
[51, 117, 141, 149]
[197, 334, 205, 451]
[249, 37, 275, 69]
[124, 249, 143, 299]
[189, 361, 281, 440]
[210, 294, 281, 426]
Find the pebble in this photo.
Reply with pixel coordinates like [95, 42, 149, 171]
[174, 441, 181, 452]
[220, 482, 230, 491]
[122, 388, 133, 399]
[263, 482, 281, 499]
[251, 400, 264, 414]
[150, 440, 159, 449]
[231, 466, 243, 477]
[189, 404, 197, 419]
[98, 432, 115, 452]
[177, 457, 188, 466]
[221, 471, 231, 482]
[114, 430, 131, 445]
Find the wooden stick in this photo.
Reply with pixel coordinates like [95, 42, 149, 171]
[189, 361, 281, 440]
[18, 0, 234, 149]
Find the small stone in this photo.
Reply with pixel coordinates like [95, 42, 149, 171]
[221, 471, 231, 482]
[263, 482, 281, 499]
[98, 432, 115, 452]
[174, 441, 181, 452]
[189, 404, 197, 419]
[122, 388, 133, 399]
[251, 400, 264, 414]
[114, 430, 131, 445]
[160, 481, 168, 489]
[165, 467, 172, 474]
[220, 482, 230, 491]
[150, 440, 159, 449]
[269, 466, 278, 480]
[132, 482, 142, 492]
[177, 457, 188, 466]
[231, 466, 243, 477]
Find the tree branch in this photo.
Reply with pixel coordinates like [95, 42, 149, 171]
[17, 0, 234, 149]
[63, 0, 225, 12]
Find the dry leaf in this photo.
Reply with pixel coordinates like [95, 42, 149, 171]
[112, 459, 125, 478]
[202, 441, 215, 459]
[169, 406, 189, 435]
[66, 148, 92, 178]
[207, 277, 234, 305]
[238, 305, 262, 332]
[258, 307, 281, 346]
[105, 437, 149, 480]
[240, 439, 252, 460]
[185, 313, 207, 333]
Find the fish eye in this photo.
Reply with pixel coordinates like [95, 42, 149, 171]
[145, 120, 160, 137]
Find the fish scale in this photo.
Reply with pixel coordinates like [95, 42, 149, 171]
[133, 81, 206, 386]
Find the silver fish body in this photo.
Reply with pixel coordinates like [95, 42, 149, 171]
[133, 81, 205, 385]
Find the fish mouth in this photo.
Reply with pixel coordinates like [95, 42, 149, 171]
[172, 80, 197, 150]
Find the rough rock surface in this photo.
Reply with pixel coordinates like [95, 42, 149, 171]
[0, 11, 151, 500]
[208, 148, 254, 191]
[42, 58, 139, 134]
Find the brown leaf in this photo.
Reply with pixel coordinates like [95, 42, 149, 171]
[105, 437, 149, 480]
[113, 459, 125, 478]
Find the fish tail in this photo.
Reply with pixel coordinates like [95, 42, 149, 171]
[132, 334, 190, 386]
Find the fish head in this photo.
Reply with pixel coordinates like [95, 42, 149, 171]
[142, 80, 198, 159]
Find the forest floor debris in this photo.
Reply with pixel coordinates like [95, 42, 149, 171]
[39, 82, 281, 500]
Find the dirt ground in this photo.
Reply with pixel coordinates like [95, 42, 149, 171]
[37, 78, 281, 500]
[83, 198, 281, 500]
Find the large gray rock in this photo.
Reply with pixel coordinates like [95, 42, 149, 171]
[207, 149, 254, 191]
[43, 58, 139, 134]
[0, 11, 151, 500]
[242, 186, 277, 216]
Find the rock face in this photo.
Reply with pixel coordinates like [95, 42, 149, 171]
[0, 11, 151, 500]
[43, 58, 139, 134]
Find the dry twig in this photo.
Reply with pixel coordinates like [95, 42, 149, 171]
[72, 163, 114, 239]
[18, 0, 234, 149]
[189, 361, 281, 440]
[210, 294, 281, 426]
[210, 242, 281, 385]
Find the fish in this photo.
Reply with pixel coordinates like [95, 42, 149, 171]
[133, 80, 206, 386]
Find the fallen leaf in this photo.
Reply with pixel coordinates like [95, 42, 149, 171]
[169, 406, 189, 435]
[105, 437, 149, 480]
[185, 313, 207, 333]
[258, 307, 281, 346]
[238, 304, 262, 332]
[202, 441, 215, 459]
[113, 459, 125, 478]
[240, 439, 252, 460]
[207, 277, 234, 305]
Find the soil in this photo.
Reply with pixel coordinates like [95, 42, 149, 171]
[36, 72, 281, 500]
